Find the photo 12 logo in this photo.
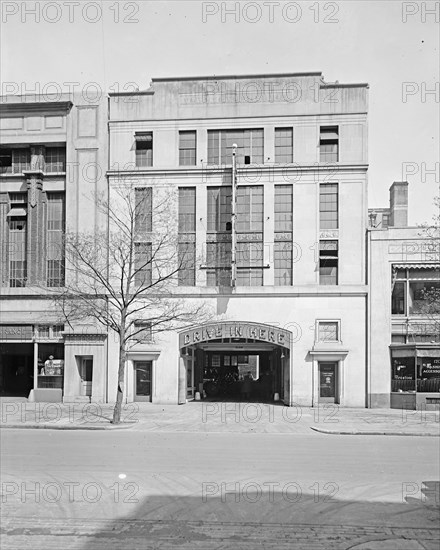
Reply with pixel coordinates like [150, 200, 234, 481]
[202, 481, 339, 503]
[1, 481, 139, 504]
[1, 2, 140, 24]
[201, 2, 340, 24]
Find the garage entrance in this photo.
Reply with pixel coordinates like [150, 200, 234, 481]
[179, 322, 291, 405]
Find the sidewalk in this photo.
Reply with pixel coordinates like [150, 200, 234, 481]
[1, 399, 439, 435]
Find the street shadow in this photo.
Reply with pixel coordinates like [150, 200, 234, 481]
[72, 484, 440, 549]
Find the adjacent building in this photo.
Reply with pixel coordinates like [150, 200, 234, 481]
[0, 93, 109, 403]
[368, 182, 440, 410]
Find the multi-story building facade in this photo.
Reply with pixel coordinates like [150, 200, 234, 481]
[2, 74, 437, 410]
[369, 182, 440, 410]
[0, 93, 109, 403]
[108, 72, 370, 407]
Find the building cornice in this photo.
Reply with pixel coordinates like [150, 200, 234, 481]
[108, 112, 368, 124]
[0, 101, 73, 116]
[107, 164, 369, 178]
[151, 72, 323, 83]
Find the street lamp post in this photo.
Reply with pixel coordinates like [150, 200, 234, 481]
[231, 143, 238, 287]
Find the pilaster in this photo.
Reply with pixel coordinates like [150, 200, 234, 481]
[24, 170, 45, 285]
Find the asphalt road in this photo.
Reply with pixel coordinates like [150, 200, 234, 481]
[1, 430, 439, 549]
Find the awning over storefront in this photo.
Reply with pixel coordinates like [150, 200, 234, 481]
[6, 208, 27, 217]
[392, 264, 439, 270]
[390, 346, 440, 358]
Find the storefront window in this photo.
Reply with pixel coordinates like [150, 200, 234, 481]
[408, 281, 440, 315]
[392, 282, 406, 315]
[417, 357, 440, 393]
[391, 357, 415, 392]
[37, 343, 64, 389]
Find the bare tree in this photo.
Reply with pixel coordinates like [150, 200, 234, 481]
[418, 196, 440, 335]
[54, 184, 212, 423]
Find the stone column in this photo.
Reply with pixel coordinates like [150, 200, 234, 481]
[33, 342, 39, 389]
[0, 194, 8, 286]
[178, 355, 187, 404]
[24, 170, 45, 285]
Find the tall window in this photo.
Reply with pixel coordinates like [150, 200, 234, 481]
[208, 129, 264, 165]
[206, 186, 232, 286]
[46, 193, 65, 287]
[319, 126, 339, 163]
[207, 186, 232, 232]
[134, 187, 153, 287]
[392, 281, 406, 315]
[134, 188, 152, 238]
[0, 148, 12, 174]
[275, 128, 293, 163]
[236, 186, 264, 286]
[9, 218, 27, 287]
[274, 185, 293, 285]
[135, 133, 153, 167]
[178, 187, 196, 286]
[12, 148, 31, 174]
[179, 131, 196, 166]
[206, 242, 232, 286]
[319, 183, 338, 229]
[134, 243, 152, 286]
[45, 147, 66, 173]
[319, 240, 338, 285]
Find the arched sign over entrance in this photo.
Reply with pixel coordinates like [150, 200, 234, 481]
[179, 322, 291, 350]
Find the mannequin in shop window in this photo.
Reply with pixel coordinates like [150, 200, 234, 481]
[42, 355, 55, 375]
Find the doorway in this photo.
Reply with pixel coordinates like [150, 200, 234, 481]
[79, 357, 93, 397]
[318, 362, 338, 403]
[134, 361, 152, 402]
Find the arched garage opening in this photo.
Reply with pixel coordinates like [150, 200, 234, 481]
[178, 322, 292, 404]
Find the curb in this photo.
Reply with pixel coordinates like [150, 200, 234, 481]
[0, 422, 136, 431]
[310, 426, 440, 437]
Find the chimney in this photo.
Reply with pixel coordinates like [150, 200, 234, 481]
[389, 181, 408, 227]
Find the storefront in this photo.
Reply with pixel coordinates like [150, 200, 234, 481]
[0, 325, 65, 399]
[390, 345, 440, 410]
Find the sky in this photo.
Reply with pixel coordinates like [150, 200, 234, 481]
[1, 0, 439, 225]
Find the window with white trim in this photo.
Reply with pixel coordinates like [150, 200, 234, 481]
[319, 126, 339, 163]
[135, 133, 153, 167]
[318, 321, 339, 342]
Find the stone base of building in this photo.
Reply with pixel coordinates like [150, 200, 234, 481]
[28, 389, 62, 403]
[368, 393, 390, 408]
[390, 392, 440, 411]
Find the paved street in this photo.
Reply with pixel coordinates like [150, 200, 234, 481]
[1, 429, 439, 549]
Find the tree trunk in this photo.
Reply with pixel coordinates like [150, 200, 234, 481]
[113, 335, 126, 424]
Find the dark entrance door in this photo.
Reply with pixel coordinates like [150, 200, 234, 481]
[0, 343, 34, 397]
[135, 361, 152, 402]
[319, 362, 337, 403]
